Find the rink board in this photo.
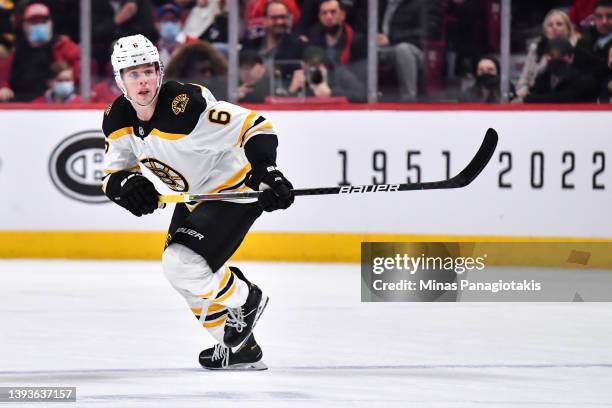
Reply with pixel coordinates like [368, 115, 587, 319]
[0, 107, 610, 260]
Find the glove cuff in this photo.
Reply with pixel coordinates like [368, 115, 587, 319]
[245, 164, 278, 190]
[104, 170, 139, 202]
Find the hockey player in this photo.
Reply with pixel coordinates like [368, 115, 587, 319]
[102, 34, 294, 370]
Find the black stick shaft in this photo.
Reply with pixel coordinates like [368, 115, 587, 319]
[164, 128, 498, 203]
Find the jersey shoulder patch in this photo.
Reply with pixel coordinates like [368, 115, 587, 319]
[102, 95, 134, 139]
[154, 81, 207, 135]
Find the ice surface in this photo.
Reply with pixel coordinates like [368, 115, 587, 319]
[0, 260, 611, 407]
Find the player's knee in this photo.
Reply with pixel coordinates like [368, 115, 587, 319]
[162, 243, 213, 287]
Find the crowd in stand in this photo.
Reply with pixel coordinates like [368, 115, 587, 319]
[0, 0, 609, 104]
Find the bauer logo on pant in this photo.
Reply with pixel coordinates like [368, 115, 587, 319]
[48, 130, 108, 204]
[176, 227, 204, 240]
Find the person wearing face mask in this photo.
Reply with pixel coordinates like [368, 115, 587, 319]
[515, 9, 581, 100]
[523, 38, 599, 103]
[0, 3, 80, 102]
[459, 57, 503, 103]
[32, 61, 81, 104]
[156, 3, 196, 67]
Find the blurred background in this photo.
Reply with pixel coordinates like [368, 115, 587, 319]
[0, 0, 610, 105]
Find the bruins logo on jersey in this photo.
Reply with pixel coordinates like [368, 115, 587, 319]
[141, 157, 189, 192]
[171, 93, 189, 115]
[104, 103, 113, 116]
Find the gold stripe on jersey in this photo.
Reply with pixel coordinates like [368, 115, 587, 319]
[242, 121, 273, 146]
[108, 127, 134, 141]
[208, 303, 226, 313]
[102, 165, 141, 175]
[217, 265, 231, 289]
[236, 110, 259, 146]
[149, 128, 188, 140]
[214, 279, 237, 302]
[210, 163, 251, 193]
[203, 315, 227, 328]
[192, 303, 226, 316]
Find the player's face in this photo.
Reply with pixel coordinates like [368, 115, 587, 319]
[120, 64, 160, 105]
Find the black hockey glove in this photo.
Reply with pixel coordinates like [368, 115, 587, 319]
[245, 165, 294, 212]
[105, 171, 160, 217]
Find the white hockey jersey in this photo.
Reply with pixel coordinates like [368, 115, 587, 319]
[102, 81, 276, 198]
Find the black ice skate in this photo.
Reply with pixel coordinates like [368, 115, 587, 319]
[199, 334, 267, 370]
[223, 270, 269, 350]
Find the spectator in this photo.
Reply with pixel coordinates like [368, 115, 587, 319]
[246, 0, 301, 27]
[164, 40, 228, 98]
[197, 0, 229, 48]
[305, 0, 366, 66]
[238, 50, 270, 103]
[156, 3, 194, 66]
[599, 45, 612, 102]
[43, 1, 116, 79]
[112, 0, 158, 42]
[183, 0, 220, 40]
[241, 1, 305, 95]
[295, 0, 367, 37]
[286, 45, 366, 102]
[516, 9, 581, 100]
[524, 38, 599, 103]
[574, 0, 612, 80]
[377, 0, 445, 101]
[459, 56, 502, 103]
[241, 1, 305, 62]
[0, 3, 80, 102]
[32, 60, 81, 104]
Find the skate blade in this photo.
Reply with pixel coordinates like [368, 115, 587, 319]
[204, 361, 268, 371]
[232, 294, 269, 353]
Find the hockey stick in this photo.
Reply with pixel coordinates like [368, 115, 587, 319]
[159, 128, 498, 204]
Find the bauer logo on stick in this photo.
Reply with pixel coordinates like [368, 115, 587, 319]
[49, 130, 108, 204]
[339, 184, 400, 194]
